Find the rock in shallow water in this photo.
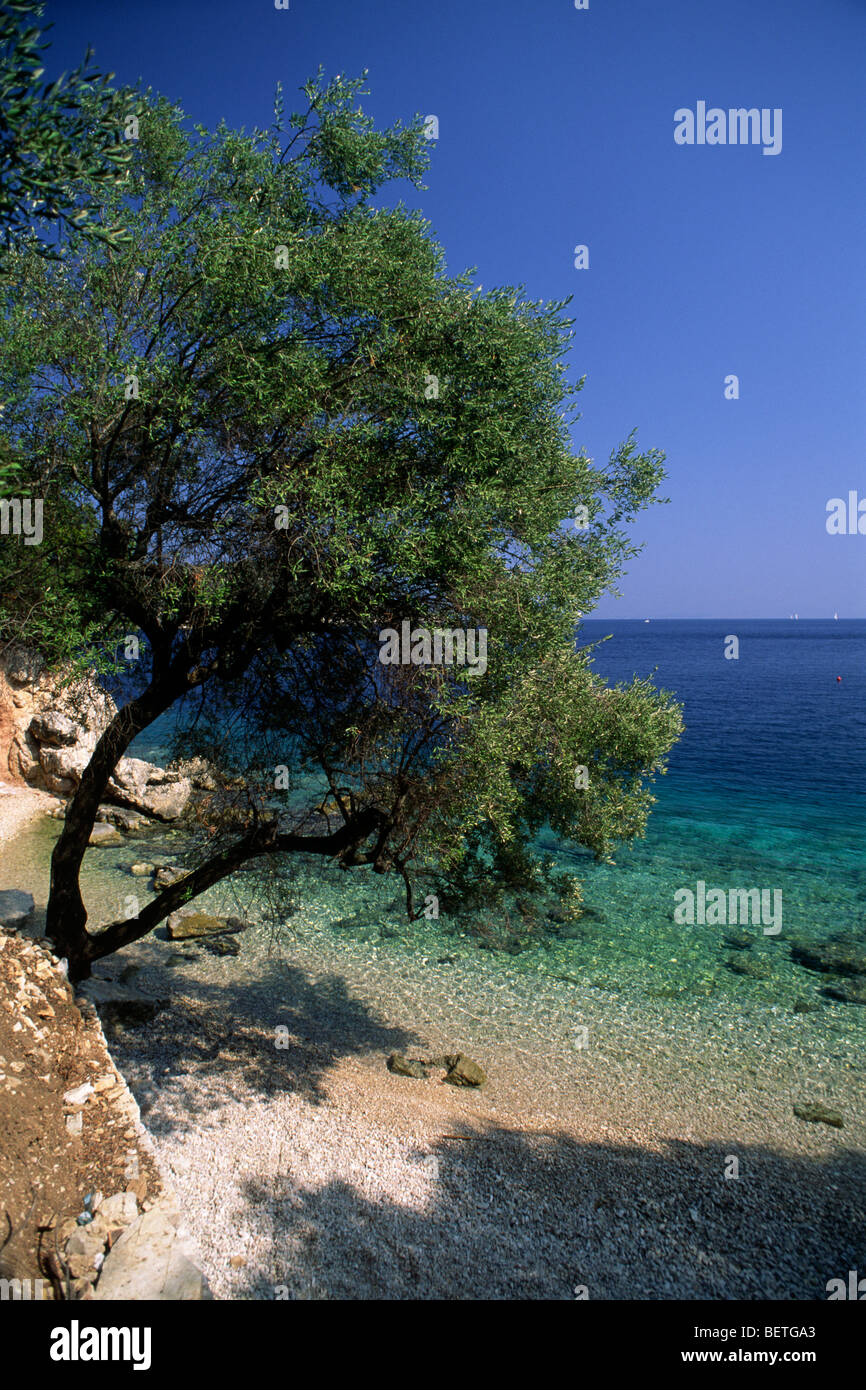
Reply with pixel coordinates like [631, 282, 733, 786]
[821, 980, 866, 1006]
[87, 822, 125, 848]
[725, 953, 771, 979]
[202, 935, 240, 957]
[443, 1053, 487, 1087]
[793, 1101, 844, 1128]
[723, 929, 754, 951]
[166, 912, 246, 940]
[387, 1053, 429, 1079]
[790, 940, 866, 978]
[154, 865, 188, 888]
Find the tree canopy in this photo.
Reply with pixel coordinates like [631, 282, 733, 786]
[0, 0, 141, 267]
[0, 72, 683, 980]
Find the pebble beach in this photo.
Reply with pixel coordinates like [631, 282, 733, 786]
[2, 792, 864, 1301]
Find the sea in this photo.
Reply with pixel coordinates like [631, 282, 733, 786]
[4, 617, 866, 1010]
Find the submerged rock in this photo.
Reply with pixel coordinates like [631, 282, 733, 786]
[793, 1101, 843, 1129]
[166, 912, 247, 941]
[87, 822, 125, 848]
[821, 981, 866, 1006]
[202, 935, 240, 957]
[793, 997, 820, 1014]
[723, 929, 753, 951]
[790, 940, 866, 978]
[725, 953, 771, 979]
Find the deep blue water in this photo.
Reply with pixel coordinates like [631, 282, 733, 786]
[579, 619, 865, 809]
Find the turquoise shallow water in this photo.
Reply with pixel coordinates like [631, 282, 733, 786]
[4, 619, 864, 1016]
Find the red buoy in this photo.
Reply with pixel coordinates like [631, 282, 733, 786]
[836, 676, 842, 682]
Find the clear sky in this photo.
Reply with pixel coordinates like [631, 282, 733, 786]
[46, 0, 865, 617]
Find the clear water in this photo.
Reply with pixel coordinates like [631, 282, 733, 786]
[5, 619, 863, 1017]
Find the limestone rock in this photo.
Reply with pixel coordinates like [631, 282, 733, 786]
[63, 1082, 94, 1106]
[137, 777, 192, 821]
[28, 711, 78, 746]
[93, 1206, 209, 1300]
[108, 760, 192, 822]
[99, 1191, 139, 1227]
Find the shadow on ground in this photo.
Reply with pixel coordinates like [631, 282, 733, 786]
[229, 1129, 866, 1300]
[103, 955, 420, 1124]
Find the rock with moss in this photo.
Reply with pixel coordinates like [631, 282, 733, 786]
[443, 1053, 486, 1087]
[790, 940, 866, 978]
[821, 980, 866, 1006]
[793, 1101, 843, 1128]
[387, 1053, 428, 1079]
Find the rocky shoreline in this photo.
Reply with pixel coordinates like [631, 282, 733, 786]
[0, 645, 213, 826]
[0, 912, 209, 1300]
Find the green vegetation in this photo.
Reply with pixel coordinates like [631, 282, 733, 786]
[0, 72, 682, 980]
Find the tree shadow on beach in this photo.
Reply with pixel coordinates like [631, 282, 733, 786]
[102, 954, 421, 1129]
[228, 1128, 866, 1301]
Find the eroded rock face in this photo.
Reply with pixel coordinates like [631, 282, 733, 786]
[0, 646, 193, 821]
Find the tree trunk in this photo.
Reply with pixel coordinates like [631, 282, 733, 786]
[44, 680, 180, 976]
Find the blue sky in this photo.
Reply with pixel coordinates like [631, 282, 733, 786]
[47, 0, 865, 617]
